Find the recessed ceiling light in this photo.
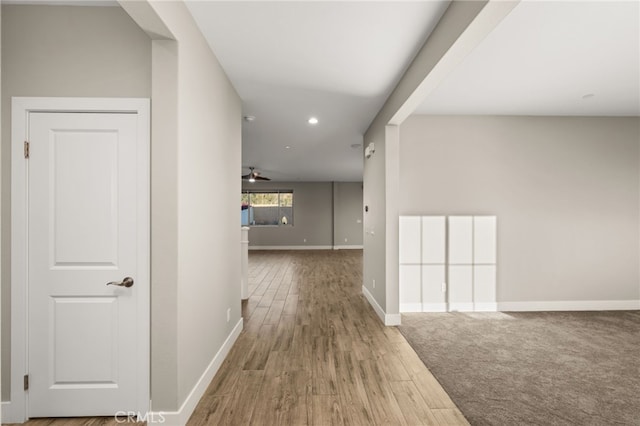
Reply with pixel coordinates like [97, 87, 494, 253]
[582, 93, 595, 100]
[244, 115, 256, 122]
[285, 145, 291, 149]
[308, 117, 318, 125]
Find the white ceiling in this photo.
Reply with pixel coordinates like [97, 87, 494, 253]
[185, 1, 450, 181]
[416, 0, 640, 116]
[10, 1, 639, 180]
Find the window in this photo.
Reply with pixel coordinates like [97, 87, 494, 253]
[241, 190, 293, 226]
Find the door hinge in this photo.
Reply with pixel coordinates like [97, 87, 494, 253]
[24, 141, 30, 159]
[24, 374, 29, 391]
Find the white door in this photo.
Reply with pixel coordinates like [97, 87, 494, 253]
[27, 111, 144, 417]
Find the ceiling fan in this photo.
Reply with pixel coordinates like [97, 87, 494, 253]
[242, 167, 271, 182]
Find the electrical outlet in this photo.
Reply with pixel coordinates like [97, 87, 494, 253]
[373, 279, 376, 289]
[226, 308, 231, 322]
[441, 282, 447, 293]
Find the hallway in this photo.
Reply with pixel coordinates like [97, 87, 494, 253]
[187, 250, 468, 425]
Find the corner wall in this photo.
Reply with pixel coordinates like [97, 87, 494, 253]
[400, 115, 640, 306]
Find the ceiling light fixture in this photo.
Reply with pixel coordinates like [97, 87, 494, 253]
[308, 117, 318, 125]
[244, 115, 256, 122]
[285, 145, 291, 149]
[248, 177, 255, 183]
[582, 93, 595, 100]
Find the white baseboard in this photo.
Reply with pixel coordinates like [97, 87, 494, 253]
[474, 302, 498, 312]
[397, 300, 638, 314]
[422, 302, 447, 312]
[1, 401, 17, 424]
[150, 318, 243, 426]
[498, 299, 640, 312]
[362, 285, 401, 326]
[448, 302, 474, 312]
[249, 245, 363, 251]
[402, 302, 497, 313]
[400, 303, 422, 313]
[362, 285, 385, 322]
[385, 313, 401, 326]
[249, 245, 332, 250]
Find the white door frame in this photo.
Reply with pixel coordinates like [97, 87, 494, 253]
[8, 97, 150, 423]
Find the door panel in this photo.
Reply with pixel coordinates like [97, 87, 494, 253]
[52, 130, 119, 267]
[51, 297, 118, 386]
[28, 112, 139, 417]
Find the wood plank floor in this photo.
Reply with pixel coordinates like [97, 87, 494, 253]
[5, 250, 467, 426]
[187, 250, 468, 426]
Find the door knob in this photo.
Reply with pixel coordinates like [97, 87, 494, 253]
[106, 277, 134, 288]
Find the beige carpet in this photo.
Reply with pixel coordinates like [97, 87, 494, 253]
[398, 311, 640, 426]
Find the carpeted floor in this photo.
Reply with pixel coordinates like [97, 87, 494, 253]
[398, 311, 640, 426]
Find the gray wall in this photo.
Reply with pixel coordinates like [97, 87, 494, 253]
[400, 115, 640, 303]
[243, 182, 333, 247]
[362, 125, 388, 307]
[243, 181, 363, 248]
[1, 4, 151, 401]
[333, 182, 364, 246]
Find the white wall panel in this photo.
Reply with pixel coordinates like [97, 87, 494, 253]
[422, 265, 446, 307]
[474, 265, 496, 304]
[399, 265, 421, 312]
[399, 216, 421, 264]
[421, 216, 446, 264]
[448, 265, 473, 311]
[398, 215, 497, 313]
[474, 216, 497, 264]
[448, 216, 473, 264]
